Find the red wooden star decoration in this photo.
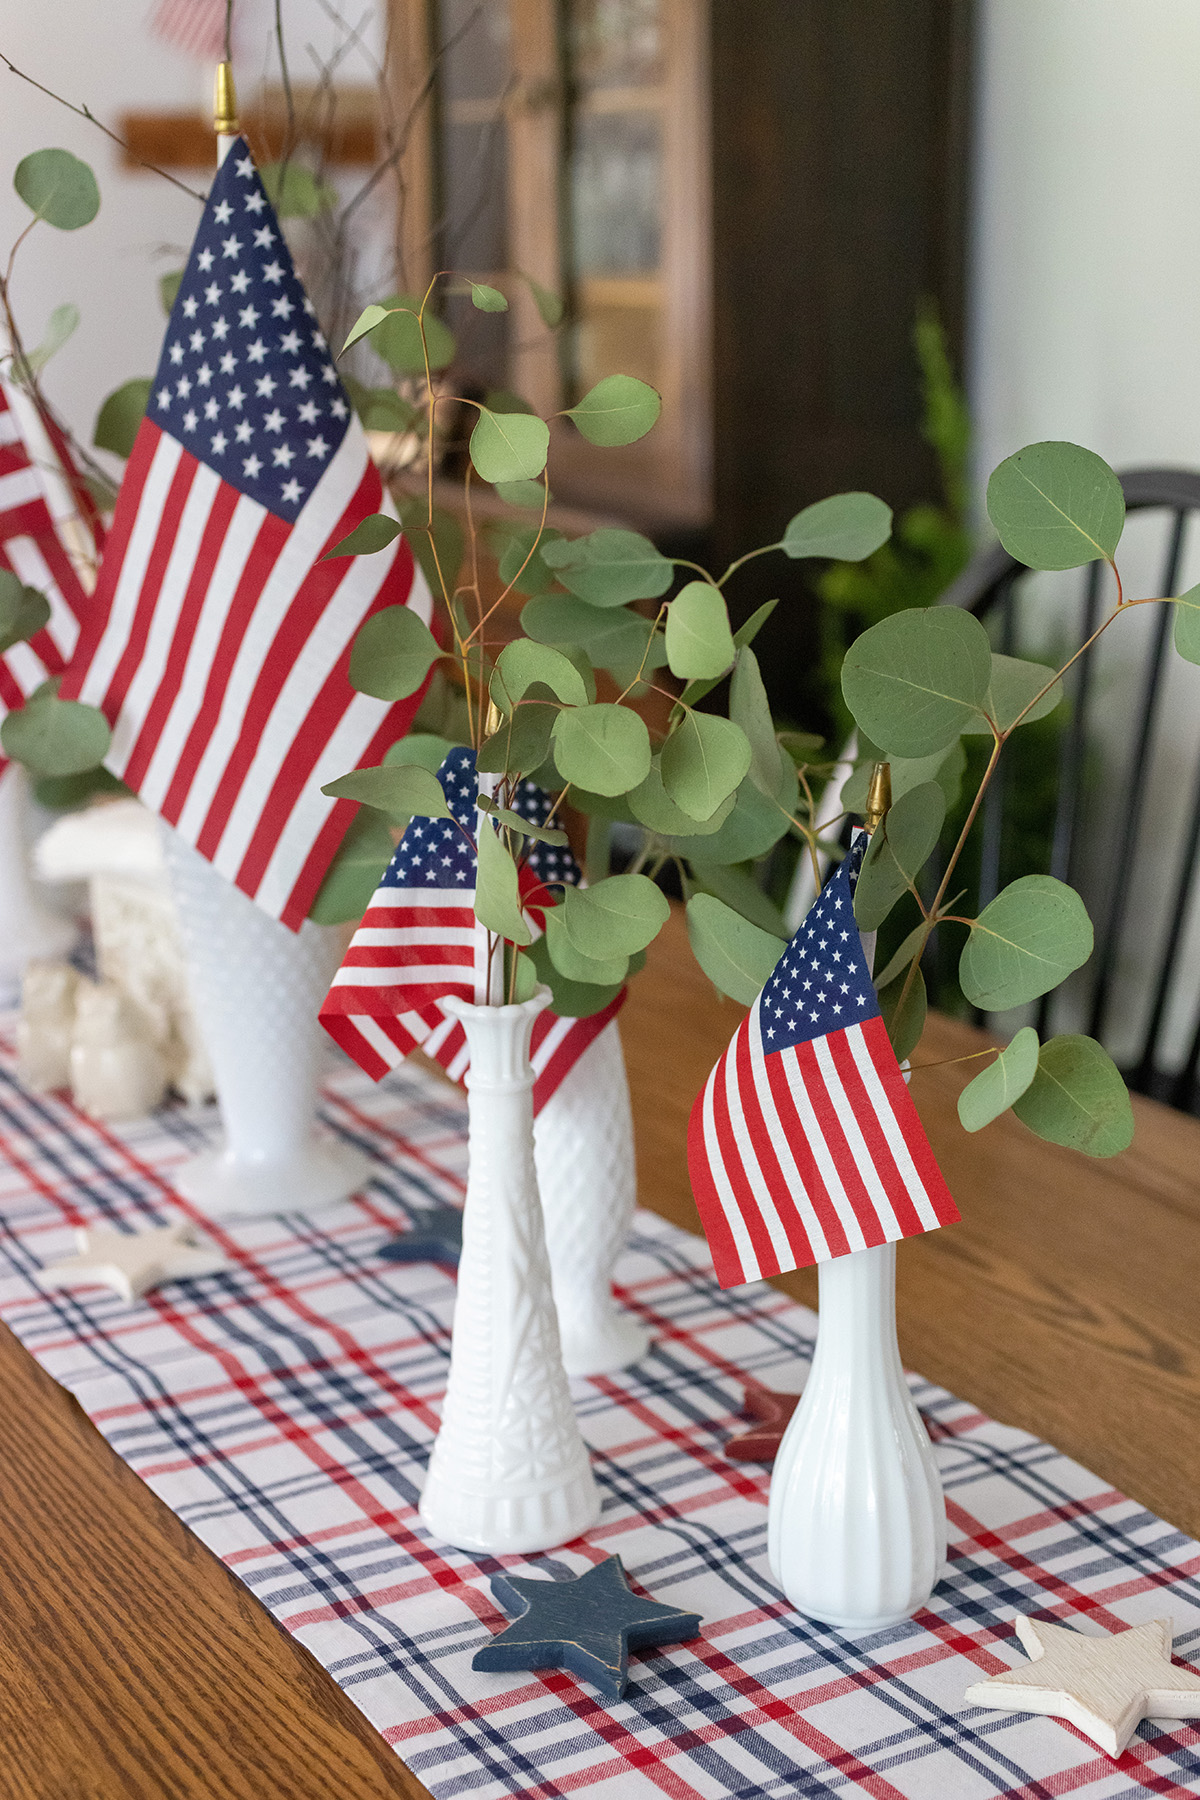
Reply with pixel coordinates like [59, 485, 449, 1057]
[723, 1383, 802, 1463]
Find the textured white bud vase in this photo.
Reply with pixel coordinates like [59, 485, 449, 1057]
[767, 1241, 945, 1629]
[159, 824, 370, 1220]
[533, 1018, 650, 1376]
[0, 764, 74, 1000]
[420, 990, 601, 1554]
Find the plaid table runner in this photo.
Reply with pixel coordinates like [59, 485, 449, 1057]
[0, 1030, 1199, 1799]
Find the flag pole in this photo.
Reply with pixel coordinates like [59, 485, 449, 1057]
[214, 59, 239, 167]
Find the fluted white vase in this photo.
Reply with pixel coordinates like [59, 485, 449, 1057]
[159, 824, 370, 1220]
[533, 1018, 650, 1376]
[767, 1241, 945, 1629]
[419, 990, 601, 1554]
[0, 764, 74, 1000]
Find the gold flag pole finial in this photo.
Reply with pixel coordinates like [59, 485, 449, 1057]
[864, 761, 892, 834]
[214, 61, 240, 137]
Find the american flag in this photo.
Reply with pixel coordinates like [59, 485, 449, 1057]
[0, 375, 97, 737]
[688, 835, 958, 1288]
[59, 138, 434, 928]
[148, 0, 227, 60]
[321, 746, 625, 1113]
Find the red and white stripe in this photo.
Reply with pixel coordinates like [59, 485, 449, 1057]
[60, 419, 433, 928]
[149, 0, 227, 59]
[688, 1001, 958, 1288]
[0, 377, 95, 734]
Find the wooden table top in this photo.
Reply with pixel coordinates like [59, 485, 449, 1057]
[4, 905, 1200, 1798]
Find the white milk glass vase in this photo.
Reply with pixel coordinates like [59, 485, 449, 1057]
[767, 1239, 945, 1629]
[0, 763, 74, 1000]
[533, 1017, 650, 1376]
[159, 824, 370, 1221]
[419, 989, 601, 1554]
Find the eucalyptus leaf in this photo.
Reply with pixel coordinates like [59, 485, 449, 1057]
[343, 380, 417, 433]
[660, 711, 752, 821]
[1173, 585, 1200, 664]
[93, 377, 150, 459]
[523, 272, 564, 327]
[19, 301, 78, 379]
[565, 373, 661, 446]
[491, 638, 587, 711]
[308, 810, 394, 924]
[959, 874, 1093, 1011]
[841, 606, 992, 755]
[476, 795, 568, 845]
[961, 653, 1063, 734]
[986, 441, 1125, 570]
[497, 524, 564, 596]
[260, 161, 336, 218]
[0, 687, 110, 776]
[782, 492, 892, 562]
[629, 760, 736, 836]
[878, 964, 927, 1062]
[685, 893, 783, 1005]
[486, 387, 536, 415]
[342, 303, 392, 353]
[1012, 1034, 1133, 1157]
[469, 408, 550, 484]
[690, 862, 790, 936]
[349, 605, 442, 700]
[560, 872, 669, 959]
[507, 948, 539, 1003]
[660, 777, 789, 862]
[872, 922, 928, 991]
[730, 646, 786, 799]
[541, 528, 672, 606]
[853, 782, 946, 931]
[321, 762, 451, 821]
[382, 733, 455, 772]
[495, 478, 548, 510]
[664, 582, 735, 679]
[544, 905, 628, 985]
[0, 571, 50, 653]
[324, 513, 403, 559]
[14, 148, 99, 230]
[957, 1025, 1039, 1131]
[521, 594, 664, 683]
[476, 702, 557, 776]
[370, 295, 455, 373]
[475, 818, 532, 944]
[551, 703, 651, 795]
[471, 282, 508, 311]
[526, 930, 624, 1016]
[678, 599, 779, 709]
[159, 269, 183, 315]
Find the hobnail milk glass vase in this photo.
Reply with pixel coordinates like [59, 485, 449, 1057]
[0, 764, 74, 1001]
[419, 990, 601, 1554]
[160, 824, 370, 1221]
[533, 1018, 650, 1376]
[767, 1240, 946, 1629]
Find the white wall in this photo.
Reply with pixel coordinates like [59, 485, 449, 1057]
[0, 2, 386, 457]
[970, 0, 1200, 1068]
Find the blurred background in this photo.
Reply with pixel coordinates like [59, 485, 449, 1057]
[6, 0, 1200, 1081]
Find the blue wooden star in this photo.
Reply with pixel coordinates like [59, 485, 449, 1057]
[471, 1554, 702, 1701]
[378, 1206, 463, 1269]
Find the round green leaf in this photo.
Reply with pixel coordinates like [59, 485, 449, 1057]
[526, 930, 624, 1017]
[560, 871, 669, 959]
[521, 593, 663, 680]
[476, 818, 532, 944]
[0, 571, 50, 654]
[544, 905, 628, 985]
[841, 607, 992, 755]
[963, 653, 1064, 734]
[853, 781, 946, 931]
[782, 492, 892, 562]
[685, 892, 783, 1004]
[93, 378, 151, 460]
[371, 296, 456, 374]
[540, 528, 672, 607]
[0, 690, 110, 776]
[986, 441, 1125, 570]
[957, 1025, 1039, 1131]
[660, 711, 752, 822]
[495, 478, 548, 509]
[628, 759, 736, 837]
[661, 777, 789, 862]
[14, 148, 99, 230]
[259, 162, 336, 218]
[353, 386, 417, 433]
[470, 282, 508, 312]
[523, 273, 564, 328]
[1173, 586, 1200, 665]
[1012, 1034, 1133, 1157]
[496, 523, 564, 596]
[960, 874, 1093, 1011]
[469, 408, 550, 484]
[324, 513, 403, 559]
[477, 796, 567, 845]
[507, 948, 539, 1003]
[551, 703, 651, 795]
[321, 762, 450, 822]
[565, 373, 661, 446]
[476, 702, 557, 776]
[159, 269, 184, 315]
[20, 301, 79, 379]
[872, 922, 928, 991]
[729, 645, 786, 800]
[689, 862, 790, 937]
[491, 639, 587, 711]
[665, 582, 735, 680]
[349, 606, 442, 700]
[878, 964, 927, 1062]
[342, 303, 392, 353]
[382, 733, 456, 772]
[308, 811, 394, 923]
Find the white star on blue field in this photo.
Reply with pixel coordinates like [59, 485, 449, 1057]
[759, 837, 880, 1051]
[380, 747, 583, 891]
[151, 139, 350, 523]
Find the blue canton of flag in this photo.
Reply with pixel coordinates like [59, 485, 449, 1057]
[759, 836, 877, 1050]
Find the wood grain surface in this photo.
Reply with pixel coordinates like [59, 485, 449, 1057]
[3, 902, 1200, 1796]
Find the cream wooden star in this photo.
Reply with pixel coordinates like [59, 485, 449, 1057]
[965, 1615, 1200, 1757]
[38, 1221, 229, 1304]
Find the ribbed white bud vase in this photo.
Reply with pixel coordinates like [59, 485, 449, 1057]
[767, 1241, 945, 1628]
[0, 764, 74, 1001]
[159, 824, 370, 1220]
[533, 1018, 650, 1376]
[420, 990, 601, 1554]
